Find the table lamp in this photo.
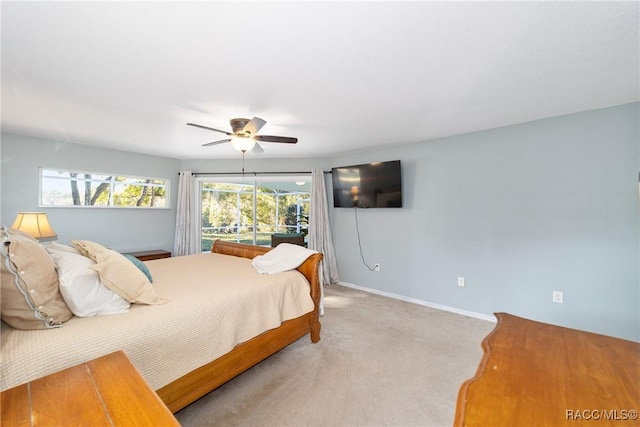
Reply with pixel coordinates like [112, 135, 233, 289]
[11, 212, 58, 241]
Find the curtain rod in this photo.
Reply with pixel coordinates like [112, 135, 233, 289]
[184, 170, 332, 177]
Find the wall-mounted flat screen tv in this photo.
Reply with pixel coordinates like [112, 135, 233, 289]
[332, 160, 402, 208]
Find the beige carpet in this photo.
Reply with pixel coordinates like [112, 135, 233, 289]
[175, 284, 495, 427]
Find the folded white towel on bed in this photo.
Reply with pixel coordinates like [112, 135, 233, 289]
[252, 243, 318, 274]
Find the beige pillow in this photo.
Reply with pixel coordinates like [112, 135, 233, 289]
[72, 239, 112, 262]
[71, 240, 167, 305]
[0, 228, 73, 329]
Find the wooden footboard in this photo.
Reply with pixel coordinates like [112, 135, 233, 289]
[156, 240, 323, 413]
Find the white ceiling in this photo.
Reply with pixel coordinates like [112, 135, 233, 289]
[1, 1, 638, 160]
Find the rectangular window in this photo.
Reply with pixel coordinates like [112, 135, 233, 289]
[198, 176, 310, 251]
[40, 168, 169, 208]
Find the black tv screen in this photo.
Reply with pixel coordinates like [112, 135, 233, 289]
[332, 160, 402, 208]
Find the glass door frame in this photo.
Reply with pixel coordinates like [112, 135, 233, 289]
[196, 174, 311, 252]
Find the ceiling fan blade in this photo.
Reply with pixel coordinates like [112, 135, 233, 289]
[254, 135, 298, 144]
[251, 142, 264, 153]
[187, 123, 232, 135]
[243, 117, 266, 136]
[202, 139, 231, 147]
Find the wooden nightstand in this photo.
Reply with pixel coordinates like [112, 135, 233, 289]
[124, 249, 171, 261]
[1, 351, 179, 426]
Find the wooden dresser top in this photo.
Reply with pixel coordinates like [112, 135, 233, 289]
[455, 313, 640, 426]
[1, 350, 180, 427]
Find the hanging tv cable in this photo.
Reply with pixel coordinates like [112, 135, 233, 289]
[354, 207, 377, 271]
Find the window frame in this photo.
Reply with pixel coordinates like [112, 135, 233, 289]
[39, 167, 170, 209]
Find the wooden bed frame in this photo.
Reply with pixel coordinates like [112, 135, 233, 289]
[156, 240, 323, 413]
[455, 313, 640, 426]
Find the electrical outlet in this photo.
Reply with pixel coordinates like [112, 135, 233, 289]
[553, 291, 563, 304]
[458, 277, 465, 287]
[374, 263, 381, 271]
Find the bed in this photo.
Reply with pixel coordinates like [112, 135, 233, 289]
[0, 235, 323, 413]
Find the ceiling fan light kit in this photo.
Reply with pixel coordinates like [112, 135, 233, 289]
[188, 117, 297, 153]
[230, 136, 255, 152]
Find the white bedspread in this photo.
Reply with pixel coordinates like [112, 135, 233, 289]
[0, 252, 314, 391]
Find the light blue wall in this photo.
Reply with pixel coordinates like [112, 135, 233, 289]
[332, 103, 640, 341]
[0, 133, 332, 252]
[2, 103, 637, 341]
[0, 133, 181, 252]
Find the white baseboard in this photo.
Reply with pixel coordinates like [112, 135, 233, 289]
[336, 281, 497, 323]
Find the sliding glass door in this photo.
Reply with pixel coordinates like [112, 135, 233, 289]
[198, 176, 310, 251]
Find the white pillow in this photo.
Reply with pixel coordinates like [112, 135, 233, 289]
[46, 245, 130, 317]
[251, 243, 318, 274]
[46, 241, 82, 255]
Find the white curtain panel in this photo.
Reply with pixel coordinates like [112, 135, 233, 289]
[309, 169, 340, 315]
[173, 171, 198, 256]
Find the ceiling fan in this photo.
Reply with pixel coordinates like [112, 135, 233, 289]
[187, 117, 297, 153]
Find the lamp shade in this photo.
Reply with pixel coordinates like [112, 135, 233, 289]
[230, 136, 256, 152]
[11, 212, 57, 241]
